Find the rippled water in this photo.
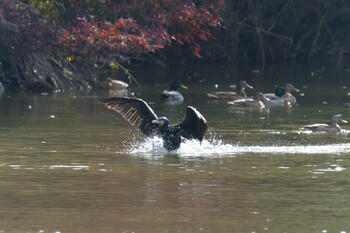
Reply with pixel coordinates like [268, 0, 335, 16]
[1, 64, 350, 232]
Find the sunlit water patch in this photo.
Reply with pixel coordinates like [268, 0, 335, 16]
[296, 129, 350, 135]
[5, 163, 90, 171]
[127, 136, 350, 157]
[313, 164, 346, 174]
[49, 164, 90, 170]
[234, 144, 350, 154]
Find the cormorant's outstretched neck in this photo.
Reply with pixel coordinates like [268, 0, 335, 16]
[101, 97, 207, 151]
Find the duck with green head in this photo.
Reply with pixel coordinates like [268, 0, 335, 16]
[263, 83, 299, 107]
[161, 80, 188, 102]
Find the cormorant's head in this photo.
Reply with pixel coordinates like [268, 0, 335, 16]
[170, 80, 187, 91]
[152, 117, 170, 127]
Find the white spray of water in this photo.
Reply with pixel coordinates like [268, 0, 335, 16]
[127, 136, 350, 157]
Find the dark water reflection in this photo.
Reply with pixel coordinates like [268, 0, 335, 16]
[1, 64, 350, 232]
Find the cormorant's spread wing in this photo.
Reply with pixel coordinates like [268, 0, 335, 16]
[178, 106, 207, 141]
[101, 97, 159, 135]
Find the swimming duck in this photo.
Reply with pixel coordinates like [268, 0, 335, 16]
[25, 77, 59, 93]
[99, 78, 129, 90]
[263, 83, 299, 107]
[228, 92, 268, 108]
[101, 97, 207, 151]
[207, 80, 253, 101]
[161, 80, 188, 102]
[301, 114, 347, 133]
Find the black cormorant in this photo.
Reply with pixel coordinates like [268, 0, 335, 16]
[101, 97, 207, 151]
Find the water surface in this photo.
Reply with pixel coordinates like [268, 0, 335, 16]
[1, 64, 350, 232]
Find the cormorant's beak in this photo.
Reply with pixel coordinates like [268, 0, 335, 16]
[293, 87, 300, 92]
[246, 84, 253, 89]
[152, 119, 164, 126]
[181, 84, 188, 89]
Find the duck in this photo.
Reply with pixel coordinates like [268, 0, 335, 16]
[300, 114, 347, 133]
[207, 80, 253, 101]
[263, 83, 299, 107]
[228, 92, 268, 108]
[101, 97, 207, 151]
[161, 80, 188, 102]
[99, 78, 129, 90]
[25, 77, 59, 93]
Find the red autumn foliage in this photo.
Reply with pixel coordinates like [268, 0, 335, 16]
[0, 0, 223, 89]
[0, 0, 223, 61]
[59, 0, 223, 58]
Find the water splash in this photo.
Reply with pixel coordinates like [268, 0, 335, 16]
[128, 136, 236, 157]
[127, 136, 350, 157]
